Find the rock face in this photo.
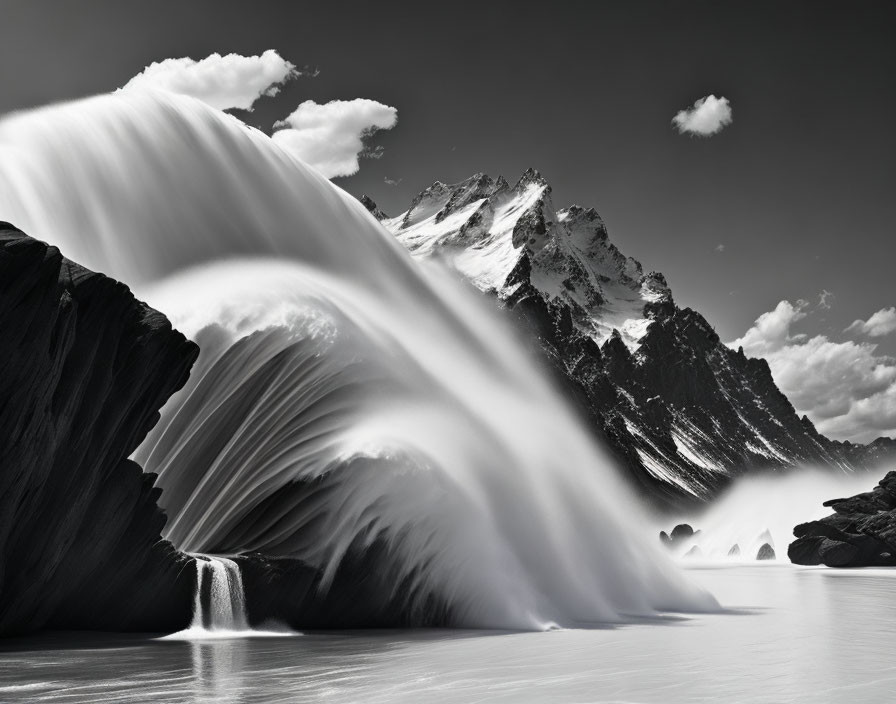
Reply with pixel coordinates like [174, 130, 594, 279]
[0, 225, 198, 636]
[659, 523, 698, 550]
[756, 543, 776, 560]
[367, 172, 891, 508]
[788, 470, 896, 567]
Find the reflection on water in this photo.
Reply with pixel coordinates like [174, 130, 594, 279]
[190, 639, 244, 703]
[2, 566, 896, 703]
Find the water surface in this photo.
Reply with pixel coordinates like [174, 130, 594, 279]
[2, 565, 894, 703]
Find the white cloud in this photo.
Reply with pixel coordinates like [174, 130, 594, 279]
[730, 299, 808, 357]
[271, 99, 397, 178]
[672, 95, 733, 136]
[122, 50, 296, 111]
[730, 301, 896, 443]
[714, 244, 725, 253]
[818, 289, 834, 310]
[845, 307, 896, 338]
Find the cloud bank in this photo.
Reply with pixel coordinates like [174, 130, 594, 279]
[845, 307, 896, 338]
[122, 50, 296, 111]
[272, 99, 398, 178]
[672, 95, 732, 136]
[730, 300, 896, 443]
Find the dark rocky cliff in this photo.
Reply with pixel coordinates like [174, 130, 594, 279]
[0, 224, 198, 635]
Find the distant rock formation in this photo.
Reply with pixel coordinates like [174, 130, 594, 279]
[368, 172, 892, 509]
[788, 470, 896, 567]
[0, 225, 197, 636]
[660, 523, 698, 549]
[756, 543, 776, 560]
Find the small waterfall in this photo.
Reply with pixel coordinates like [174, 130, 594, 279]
[191, 555, 248, 631]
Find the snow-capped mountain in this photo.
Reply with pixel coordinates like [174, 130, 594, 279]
[363, 170, 888, 509]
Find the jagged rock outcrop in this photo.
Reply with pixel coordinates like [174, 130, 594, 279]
[368, 172, 892, 509]
[359, 194, 387, 221]
[756, 543, 776, 560]
[788, 470, 896, 567]
[0, 224, 198, 635]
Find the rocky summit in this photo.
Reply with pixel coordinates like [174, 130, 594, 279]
[362, 171, 891, 509]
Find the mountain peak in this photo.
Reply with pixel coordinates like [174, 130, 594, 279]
[375, 168, 875, 507]
[359, 195, 387, 220]
[379, 169, 667, 352]
[514, 167, 548, 192]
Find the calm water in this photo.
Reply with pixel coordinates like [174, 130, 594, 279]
[1, 565, 895, 703]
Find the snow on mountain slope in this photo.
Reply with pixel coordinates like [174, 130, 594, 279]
[364, 171, 875, 508]
[385, 170, 665, 350]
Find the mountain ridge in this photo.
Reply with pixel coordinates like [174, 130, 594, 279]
[362, 171, 895, 508]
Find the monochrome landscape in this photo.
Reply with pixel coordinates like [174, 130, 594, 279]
[0, 2, 894, 702]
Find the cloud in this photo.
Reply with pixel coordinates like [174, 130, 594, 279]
[122, 50, 296, 111]
[271, 99, 397, 178]
[672, 95, 733, 136]
[715, 244, 726, 253]
[818, 289, 834, 310]
[845, 307, 896, 338]
[730, 301, 896, 443]
[730, 299, 808, 357]
[384, 176, 402, 186]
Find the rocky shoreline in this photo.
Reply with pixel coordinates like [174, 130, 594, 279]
[788, 471, 896, 567]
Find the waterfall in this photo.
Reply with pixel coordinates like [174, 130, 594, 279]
[191, 556, 248, 631]
[0, 89, 718, 629]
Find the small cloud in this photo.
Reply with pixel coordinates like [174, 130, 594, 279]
[818, 289, 834, 310]
[122, 50, 296, 111]
[271, 98, 398, 179]
[384, 176, 402, 186]
[672, 95, 732, 136]
[714, 244, 725, 253]
[297, 65, 321, 78]
[845, 307, 896, 338]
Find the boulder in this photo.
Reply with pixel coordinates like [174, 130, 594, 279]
[756, 543, 776, 560]
[788, 470, 896, 567]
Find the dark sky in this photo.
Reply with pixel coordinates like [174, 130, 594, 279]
[1, 0, 894, 349]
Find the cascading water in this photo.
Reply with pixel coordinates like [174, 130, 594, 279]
[0, 88, 718, 628]
[191, 556, 248, 631]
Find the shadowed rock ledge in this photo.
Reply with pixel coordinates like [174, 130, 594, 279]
[0, 224, 198, 636]
[788, 470, 896, 567]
